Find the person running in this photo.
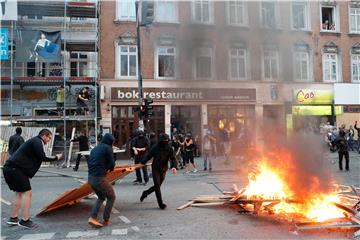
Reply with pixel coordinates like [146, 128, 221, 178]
[87, 133, 116, 228]
[8, 127, 25, 156]
[3, 129, 63, 228]
[140, 133, 177, 209]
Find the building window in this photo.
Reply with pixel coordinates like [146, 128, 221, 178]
[116, 0, 136, 21]
[292, 1, 309, 30]
[263, 49, 279, 81]
[70, 53, 88, 77]
[323, 53, 339, 82]
[229, 48, 247, 80]
[117, 45, 137, 79]
[155, 1, 177, 23]
[194, 47, 213, 80]
[350, 7, 360, 33]
[260, 1, 278, 28]
[192, 0, 213, 24]
[294, 50, 310, 82]
[351, 54, 360, 82]
[321, 4, 339, 31]
[227, 1, 247, 26]
[156, 46, 175, 79]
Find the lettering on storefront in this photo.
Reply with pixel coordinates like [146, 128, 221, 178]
[294, 89, 333, 105]
[111, 88, 256, 102]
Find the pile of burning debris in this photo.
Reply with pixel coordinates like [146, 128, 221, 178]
[177, 159, 360, 237]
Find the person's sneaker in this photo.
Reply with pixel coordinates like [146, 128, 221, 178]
[185, 171, 190, 174]
[142, 182, 148, 186]
[6, 217, 18, 226]
[193, 168, 198, 173]
[73, 167, 78, 172]
[209, 168, 212, 171]
[203, 168, 207, 171]
[88, 217, 103, 228]
[18, 219, 38, 229]
[140, 191, 147, 202]
[102, 220, 111, 226]
[159, 203, 167, 210]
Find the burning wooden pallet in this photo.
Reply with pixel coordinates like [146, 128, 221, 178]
[177, 184, 360, 234]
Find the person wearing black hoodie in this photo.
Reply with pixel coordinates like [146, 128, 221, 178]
[3, 129, 63, 228]
[87, 133, 116, 228]
[8, 127, 25, 156]
[140, 133, 177, 209]
[71, 130, 90, 171]
[132, 130, 150, 185]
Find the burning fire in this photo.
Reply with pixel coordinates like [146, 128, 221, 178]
[242, 159, 344, 222]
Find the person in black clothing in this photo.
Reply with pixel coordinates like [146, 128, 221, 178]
[87, 133, 116, 228]
[335, 129, 350, 171]
[171, 134, 182, 169]
[140, 133, 177, 209]
[355, 121, 360, 153]
[8, 127, 25, 156]
[3, 129, 63, 228]
[71, 130, 90, 171]
[132, 130, 150, 185]
[76, 87, 90, 115]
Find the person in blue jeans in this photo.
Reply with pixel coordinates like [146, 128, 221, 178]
[203, 132, 212, 171]
[87, 133, 116, 228]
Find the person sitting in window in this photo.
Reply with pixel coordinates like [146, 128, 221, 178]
[322, 20, 330, 30]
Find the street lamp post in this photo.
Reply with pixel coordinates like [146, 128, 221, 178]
[135, 1, 144, 131]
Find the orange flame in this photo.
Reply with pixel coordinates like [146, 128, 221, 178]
[242, 158, 344, 221]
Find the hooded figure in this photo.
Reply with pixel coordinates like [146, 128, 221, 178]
[132, 130, 150, 184]
[140, 133, 177, 209]
[87, 133, 116, 228]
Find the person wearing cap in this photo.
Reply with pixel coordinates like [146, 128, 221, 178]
[140, 133, 177, 209]
[3, 129, 63, 228]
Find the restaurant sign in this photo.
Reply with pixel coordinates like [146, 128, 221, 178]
[111, 88, 256, 102]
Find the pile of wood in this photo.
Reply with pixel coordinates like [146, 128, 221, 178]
[177, 184, 360, 235]
[177, 184, 301, 214]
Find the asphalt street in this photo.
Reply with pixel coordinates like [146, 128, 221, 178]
[1, 151, 359, 240]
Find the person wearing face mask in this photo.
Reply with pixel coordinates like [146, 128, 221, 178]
[132, 130, 150, 185]
[140, 133, 177, 209]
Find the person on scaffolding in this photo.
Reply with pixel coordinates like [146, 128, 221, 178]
[76, 87, 90, 115]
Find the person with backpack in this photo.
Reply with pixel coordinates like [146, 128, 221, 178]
[8, 127, 25, 156]
[335, 129, 350, 171]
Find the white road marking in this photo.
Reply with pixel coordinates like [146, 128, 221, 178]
[119, 216, 131, 224]
[131, 226, 140, 232]
[0, 197, 11, 205]
[112, 228, 128, 235]
[112, 208, 120, 214]
[66, 230, 99, 238]
[19, 233, 55, 240]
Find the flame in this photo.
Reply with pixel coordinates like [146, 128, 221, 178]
[242, 158, 344, 221]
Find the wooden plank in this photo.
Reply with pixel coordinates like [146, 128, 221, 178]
[296, 222, 360, 230]
[351, 185, 360, 197]
[177, 201, 195, 210]
[191, 202, 227, 207]
[66, 128, 76, 168]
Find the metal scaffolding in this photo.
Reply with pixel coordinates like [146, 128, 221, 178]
[0, 0, 100, 167]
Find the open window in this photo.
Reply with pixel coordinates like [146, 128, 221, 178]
[321, 4, 339, 31]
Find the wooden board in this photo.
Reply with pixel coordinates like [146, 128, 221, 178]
[37, 164, 143, 215]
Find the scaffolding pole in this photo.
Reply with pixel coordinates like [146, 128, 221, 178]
[10, 21, 14, 126]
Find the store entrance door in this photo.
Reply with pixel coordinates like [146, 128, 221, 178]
[112, 106, 137, 157]
[171, 105, 202, 148]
